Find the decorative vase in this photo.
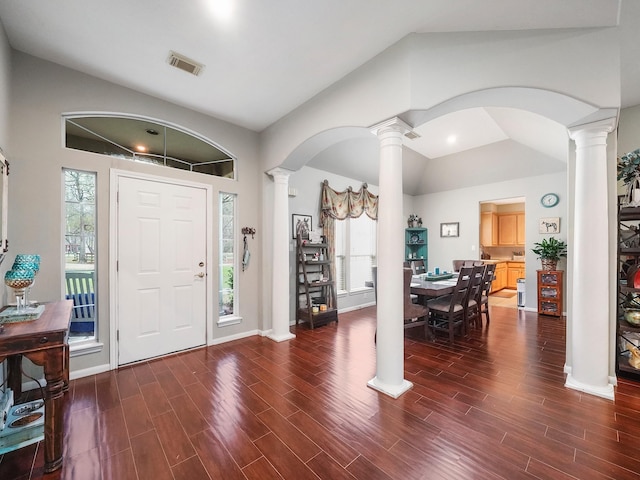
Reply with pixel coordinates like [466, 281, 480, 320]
[5, 268, 35, 312]
[541, 259, 557, 271]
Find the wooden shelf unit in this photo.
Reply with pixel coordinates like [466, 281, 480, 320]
[295, 237, 338, 329]
[537, 270, 563, 317]
[617, 199, 640, 379]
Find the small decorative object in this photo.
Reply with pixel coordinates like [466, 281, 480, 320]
[623, 293, 640, 326]
[618, 148, 640, 206]
[292, 214, 312, 239]
[538, 217, 560, 234]
[627, 342, 640, 369]
[5, 268, 35, 312]
[440, 222, 459, 237]
[540, 193, 559, 208]
[531, 236, 567, 271]
[408, 214, 419, 227]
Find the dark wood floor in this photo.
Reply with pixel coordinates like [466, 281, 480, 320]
[2, 304, 640, 479]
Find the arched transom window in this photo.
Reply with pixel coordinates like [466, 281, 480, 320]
[64, 114, 235, 179]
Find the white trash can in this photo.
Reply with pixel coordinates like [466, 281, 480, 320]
[517, 278, 525, 308]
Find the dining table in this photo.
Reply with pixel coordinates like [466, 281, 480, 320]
[410, 273, 458, 301]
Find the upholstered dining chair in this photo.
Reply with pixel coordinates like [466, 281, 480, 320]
[403, 267, 429, 338]
[477, 263, 496, 326]
[465, 265, 486, 330]
[373, 267, 429, 342]
[427, 266, 472, 344]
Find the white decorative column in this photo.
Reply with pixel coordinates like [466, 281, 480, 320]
[367, 117, 412, 398]
[566, 118, 616, 399]
[267, 168, 296, 342]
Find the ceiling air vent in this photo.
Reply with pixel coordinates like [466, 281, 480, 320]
[404, 130, 421, 140]
[167, 51, 204, 76]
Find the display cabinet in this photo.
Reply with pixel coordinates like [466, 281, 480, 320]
[537, 270, 563, 316]
[405, 228, 428, 268]
[295, 236, 338, 329]
[617, 199, 640, 379]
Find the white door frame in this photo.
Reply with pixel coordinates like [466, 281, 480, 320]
[109, 169, 214, 369]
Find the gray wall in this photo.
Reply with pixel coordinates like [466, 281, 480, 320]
[7, 52, 262, 375]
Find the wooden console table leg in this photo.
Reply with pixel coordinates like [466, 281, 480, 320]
[7, 354, 22, 398]
[42, 349, 66, 473]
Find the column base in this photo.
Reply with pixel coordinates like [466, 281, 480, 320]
[266, 331, 296, 342]
[367, 376, 413, 399]
[565, 374, 614, 400]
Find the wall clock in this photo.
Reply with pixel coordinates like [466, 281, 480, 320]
[541, 193, 559, 208]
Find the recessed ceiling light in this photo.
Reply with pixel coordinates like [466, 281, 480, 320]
[447, 135, 457, 144]
[208, 0, 234, 21]
[135, 145, 147, 153]
[146, 129, 159, 136]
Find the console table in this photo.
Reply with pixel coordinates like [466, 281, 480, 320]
[0, 300, 73, 472]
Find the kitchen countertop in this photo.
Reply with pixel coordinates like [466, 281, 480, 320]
[483, 259, 525, 264]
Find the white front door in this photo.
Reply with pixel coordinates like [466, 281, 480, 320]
[117, 176, 207, 365]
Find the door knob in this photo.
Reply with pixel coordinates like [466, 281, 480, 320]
[195, 272, 205, 278]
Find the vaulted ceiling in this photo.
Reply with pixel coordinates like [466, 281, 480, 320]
[0, 0, 634, 193]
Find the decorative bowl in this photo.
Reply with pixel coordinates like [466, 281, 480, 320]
[625, 309, 640, 326]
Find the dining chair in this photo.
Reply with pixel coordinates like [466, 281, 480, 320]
[465, 265, 486, 330]
[403, 267, 429, 338]
[477, 263, 496, 325]
[426, 266, 472, 344]
[411, 259, 427, 275]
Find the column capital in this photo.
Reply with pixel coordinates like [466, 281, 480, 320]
[568, 117, 617, 143]
[267, 167, 294, 181]
[370, 117, 414, 137]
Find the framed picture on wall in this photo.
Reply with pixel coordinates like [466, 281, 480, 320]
[292, 214, 312, 239]
[539, 217, 560, 234]
[440, 222, 459, 237]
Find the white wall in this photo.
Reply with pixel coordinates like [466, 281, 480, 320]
[0, 20, 10, 148]
[262, 27, 618, 174]
[414, 171, 567, 310]
[8, 52, 262, 374]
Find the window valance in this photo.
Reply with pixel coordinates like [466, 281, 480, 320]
[319, 180, 378, 226]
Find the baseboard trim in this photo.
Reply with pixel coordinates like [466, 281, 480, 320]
[70, 363, 111, 381]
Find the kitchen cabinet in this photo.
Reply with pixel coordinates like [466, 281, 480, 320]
[517, 213, 525, 245]
[507, 262, 525, 289]
[492, 262, 507, 292]
[480, 212, 498, 246]
[498, 212, 525, 246]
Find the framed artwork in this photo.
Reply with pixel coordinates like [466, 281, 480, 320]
[292, 214, 312, 239]
[539, 217, 560, 234]
[440, 222, 459, 237]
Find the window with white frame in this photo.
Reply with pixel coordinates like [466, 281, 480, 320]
[219, 193, 236, 316]
[63, 169, 97, 342]
[335, 215, 376, 294]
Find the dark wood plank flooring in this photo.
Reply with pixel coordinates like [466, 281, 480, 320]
[2, 305, 640, 479]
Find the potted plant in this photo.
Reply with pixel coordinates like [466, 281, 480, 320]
[618, 148, 640, 206]
[531, 236, 567, 271]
